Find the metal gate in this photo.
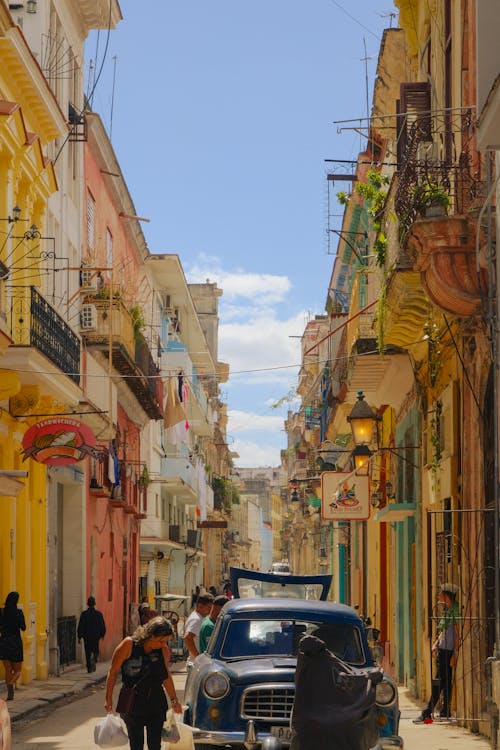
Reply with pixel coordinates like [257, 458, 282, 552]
[57, 615, 77, 666]
[427, 506, 495, 727]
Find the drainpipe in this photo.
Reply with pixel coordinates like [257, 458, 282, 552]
[478, 155, 500, 656]
[479, 151, 500, 750]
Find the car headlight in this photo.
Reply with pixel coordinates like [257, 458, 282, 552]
[375, 678, 397, 707]
[202, 671, 230, 700]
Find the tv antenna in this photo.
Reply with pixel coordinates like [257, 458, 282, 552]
[380, 11, 397, 28]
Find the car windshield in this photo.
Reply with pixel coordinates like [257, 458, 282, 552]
[236, 576, 323, 600]
[220, 618, 365, 665]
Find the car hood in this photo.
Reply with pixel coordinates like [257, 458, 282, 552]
[218, 656, 296, 682]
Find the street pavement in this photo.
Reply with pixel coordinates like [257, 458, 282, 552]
[2, 660, 493, 748]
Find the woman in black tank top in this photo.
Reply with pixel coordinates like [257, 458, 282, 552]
[105, 616, 183, 750]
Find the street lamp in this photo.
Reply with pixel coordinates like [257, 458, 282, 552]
[352, 444, 372, 474]
[347, 391, 379, 446]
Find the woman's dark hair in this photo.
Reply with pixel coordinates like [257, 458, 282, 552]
[4, 591, 19, 609]
[132, 615, 173, 645]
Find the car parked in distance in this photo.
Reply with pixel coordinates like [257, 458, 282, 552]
[183, 568, 402, 750]
[271, 561, 291, 575]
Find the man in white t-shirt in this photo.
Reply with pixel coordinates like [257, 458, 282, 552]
[183, 592, 214, 666]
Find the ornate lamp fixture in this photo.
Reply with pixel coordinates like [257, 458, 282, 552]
[347, 391, 379, 446]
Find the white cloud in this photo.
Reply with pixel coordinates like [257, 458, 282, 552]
[232, 438, 282, 468]
[228, 409, 284, 434]
[187, 256, 291, 306]
[220, 312, 304, 377]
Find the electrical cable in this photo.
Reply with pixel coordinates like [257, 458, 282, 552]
[53, 0, 114, 165]
[328, 0, 380, 40]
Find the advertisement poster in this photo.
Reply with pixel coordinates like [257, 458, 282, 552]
[321, 472, 370, 520]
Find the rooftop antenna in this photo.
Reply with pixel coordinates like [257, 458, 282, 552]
[380, 11, 397, 29]
[361, 37, 373, 129]
[110, 55, 118, 141]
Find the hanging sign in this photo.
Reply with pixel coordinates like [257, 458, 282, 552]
[22, 418, 102, 466]
[321, 472, 370, 520]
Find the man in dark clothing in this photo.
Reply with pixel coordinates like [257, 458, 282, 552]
[77, 596, 106, 673]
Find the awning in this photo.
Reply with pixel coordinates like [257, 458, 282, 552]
[155, 594, 188, 602]
[373, 502, 416, 522]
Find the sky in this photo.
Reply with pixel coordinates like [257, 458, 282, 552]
[86, 1, 398, 468]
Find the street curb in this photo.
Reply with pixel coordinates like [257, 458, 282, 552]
[9, 673, 108, 723]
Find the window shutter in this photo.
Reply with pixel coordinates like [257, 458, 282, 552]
[396, 81, 431, 166]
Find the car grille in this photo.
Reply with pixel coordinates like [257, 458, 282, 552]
[241, 685, 295, 721]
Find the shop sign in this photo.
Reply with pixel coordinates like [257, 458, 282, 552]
[321, 472, 369, 520]
[197, 520, 228, 528]
[22, 418, 102, 466]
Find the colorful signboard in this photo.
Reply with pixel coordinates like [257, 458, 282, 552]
[321, 471, 370, 520]
[22, 418, 102, 466]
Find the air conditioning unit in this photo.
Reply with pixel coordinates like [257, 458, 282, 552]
[80, 303, 98, 331]
[80, 267, 98, 292]
[187, 529, 201, 549]
[169, 524, 180, 542]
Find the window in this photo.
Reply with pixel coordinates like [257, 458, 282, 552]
[87, 192, 95, 250]
[106, 229, 113, 276]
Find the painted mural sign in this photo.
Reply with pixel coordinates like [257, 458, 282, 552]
[22, 418, 102, 466]
[321, 471, 370, 520]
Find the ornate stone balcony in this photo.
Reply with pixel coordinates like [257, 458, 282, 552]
[407, 215, 488, 316]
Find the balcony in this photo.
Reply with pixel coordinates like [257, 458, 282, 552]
[159, 456, 198, 502]
[407, 214, 488, 316]
[81, 298, 163, 420]
[2, 286, 81, 403]
[161, 342, 212, 436]
[394, 107, 485, 245]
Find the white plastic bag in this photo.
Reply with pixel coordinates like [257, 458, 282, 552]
[94, 713, 129, 747]
[161, 709, 181, 743]
[162, 714, 194, 750]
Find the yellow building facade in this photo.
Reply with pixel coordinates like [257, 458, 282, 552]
[0, 5, 68, 682]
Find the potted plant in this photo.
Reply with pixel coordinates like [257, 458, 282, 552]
[412, 180, 451, 217]
[130, 304, 146, 339]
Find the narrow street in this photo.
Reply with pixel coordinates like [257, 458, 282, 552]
[7, 666, 492, 750]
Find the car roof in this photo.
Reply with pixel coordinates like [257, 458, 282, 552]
[222, 597, 362, 624]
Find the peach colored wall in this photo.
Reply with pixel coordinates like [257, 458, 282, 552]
[83, 141, 144, 653]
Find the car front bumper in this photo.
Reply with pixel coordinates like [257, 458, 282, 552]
[192, 724, 403, 750]
[193, 720, 289, 749]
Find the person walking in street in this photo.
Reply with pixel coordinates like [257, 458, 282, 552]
[77, 596, 106, 673]
[183, 591, 213, 665]
[104, 616, 182, 750]
[138, 597, 158, 625]
[199, 595, 229, 653]
[0, 591, 26, 701]
[413, 583, 460, 723]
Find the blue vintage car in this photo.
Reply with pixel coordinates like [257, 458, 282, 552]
[183, 568, 402, 750]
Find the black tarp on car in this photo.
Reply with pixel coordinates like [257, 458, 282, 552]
[290, 635, 383, 750]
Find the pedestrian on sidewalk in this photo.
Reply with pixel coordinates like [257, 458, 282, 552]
[104, 616, 183, 750]
[0, 591, 26, 701]
[77, 596, 106, 673]
[413, 583, 460, 723]
[199, 595, 229, 653]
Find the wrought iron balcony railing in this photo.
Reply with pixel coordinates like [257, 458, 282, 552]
[10, 287, 80, 383]
[395, 107, 485, 244]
